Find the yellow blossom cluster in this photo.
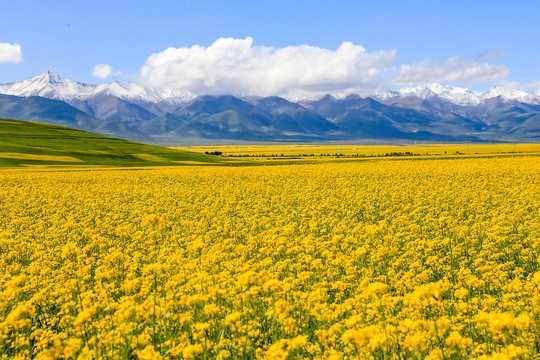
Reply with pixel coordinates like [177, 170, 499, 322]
[0, 157, 539, 359]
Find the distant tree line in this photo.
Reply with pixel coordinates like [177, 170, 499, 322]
[226, 151, 424, 158]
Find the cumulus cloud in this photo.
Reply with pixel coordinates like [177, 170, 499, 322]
[0, 42, 22, 64]
[135, 37, 397, 98]
[393, 56, 509, 87]
[92, 64, 120, 79]
[132, 37, 514, 97]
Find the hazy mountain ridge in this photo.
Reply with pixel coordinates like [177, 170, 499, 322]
[0, 72, 539, 142]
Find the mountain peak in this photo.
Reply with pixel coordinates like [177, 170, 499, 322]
[389, 84, 484, 106]
[1, 72, 540, 108]
[374, 83, 540, 107]
[416, 83, 448, 94]
[0, 72, 183, 103]
[33, 71, 66, 83]
[321, 94, 338, 101]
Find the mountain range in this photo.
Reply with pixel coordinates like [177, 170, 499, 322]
[0, 71, 539, 143]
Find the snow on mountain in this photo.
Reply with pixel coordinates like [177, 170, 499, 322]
[376, 84, 483, 106]
[376, 83, 540, 106]
[1, 72, 540, 107]
[0, 71, 94, 101]
[480, 86, 540, 105]
[0, 72, 194, 104]
[92, 81, 194, 103]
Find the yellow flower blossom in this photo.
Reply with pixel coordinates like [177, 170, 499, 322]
[0, 157, 539, 358]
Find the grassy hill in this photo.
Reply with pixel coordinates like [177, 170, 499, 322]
[0, 118, 222, 167]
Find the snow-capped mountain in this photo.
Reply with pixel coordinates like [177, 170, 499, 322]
[0, 71, 194, 104]
[375, 83, 540, 106]
[0, 72, 94, 101]
[480, 86, 540, 105]
[2, 72, 540, 108]
[1, 72, 540, 143]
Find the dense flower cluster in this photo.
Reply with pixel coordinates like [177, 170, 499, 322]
[1, 157, 539, 359]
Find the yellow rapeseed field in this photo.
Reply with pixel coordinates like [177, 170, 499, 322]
[176, 143, 540, 157]
[1, 157, 540, 359]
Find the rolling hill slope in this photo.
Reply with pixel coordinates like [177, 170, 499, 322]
[0, 119, 221, 167]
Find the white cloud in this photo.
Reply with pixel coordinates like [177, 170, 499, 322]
[0, 42, 22, 64]
[527, 81, 540, 93]
[92, 64, 120, 79]
[393, 56, 509, 87]
[135, 37, 397, 98]
[499, 80, 540, 93]
[475, 50, 507, 61]
[132, 38, 515, 97]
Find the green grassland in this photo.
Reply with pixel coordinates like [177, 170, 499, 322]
[0, 119, 222, 167]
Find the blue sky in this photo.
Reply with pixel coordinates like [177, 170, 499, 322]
[1, 0, 539, 96]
